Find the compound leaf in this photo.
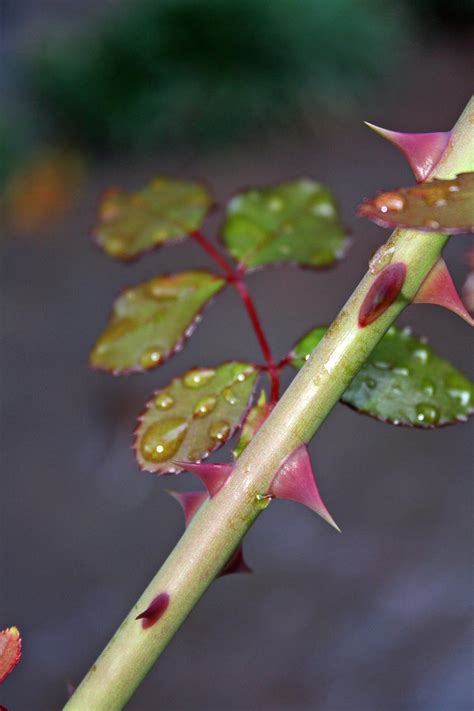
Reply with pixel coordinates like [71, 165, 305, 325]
[93, 177, 212, 260]
[222, 179, 347, 269]
[358, 172, 474, 234]
[135, 362, 258, 473]
[90, 271, 225, 374]
[291, 325, 473, 427]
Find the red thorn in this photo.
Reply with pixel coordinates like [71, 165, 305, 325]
[365, 123, 450, 182]
[167, 490, 208, 527]
[219, 545, 253, 577]
[173, 460, 233, 497]
[136, 592, 170, 629]
[270, 445, 340, 531]
[359, 262, 407, 328]
[414, 258, 474, 326]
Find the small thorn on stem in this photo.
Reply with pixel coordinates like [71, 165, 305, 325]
[136, 593, 170, 629]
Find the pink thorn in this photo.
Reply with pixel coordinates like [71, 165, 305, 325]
[365, 123, 451, 182]
[414, 258, 474, 326]
[136, 592, 170, 629]
[173, 460, 233, 497]
[219, 545, 253, 577]
[270, 445, 340, 531]
[167, 490, 208, 527]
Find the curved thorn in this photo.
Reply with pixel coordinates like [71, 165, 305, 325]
[270, 445, 340, 532]
[364, 122, 451, 182]
[166, 490, 208, 526]
[219, 545, 252, 577]
[414, 258, 474, 326]
[173, 460, 233, 497]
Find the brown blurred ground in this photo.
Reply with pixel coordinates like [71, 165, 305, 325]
[1, 8, 473, 711]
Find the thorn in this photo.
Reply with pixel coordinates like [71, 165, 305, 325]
[358, 262, 407, 328]
[166, 490, 208, 526]
[270, 445, 340, 532]
[414, 258, 474, 326]
[173, 460, 233, 497]
[66, 681, 76, 699]
[364, 123, 450, 182]
[136, 592, 170, 629]
[219, 545, 253, 577]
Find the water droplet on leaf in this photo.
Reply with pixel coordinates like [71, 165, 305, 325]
[140, 418, 188, 462]
[415, 403, 440, 425]
[193, 396, 217, 418]
[208, 420, 231, 443]
[412, 347, 429, 365]
[183, 368, 216, 388]
[154, 392, 174, 410]
[421, 378, 435, 397]
[223, 387, 238, 405]
[374, 192, 405, 213]
[140, 347, 163, 369]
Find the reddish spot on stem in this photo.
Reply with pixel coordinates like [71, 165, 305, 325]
[358, 262, 406, 327]
[136, 592, 170, 629]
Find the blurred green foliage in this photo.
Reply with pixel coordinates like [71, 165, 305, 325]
[29, 0, 404, 150]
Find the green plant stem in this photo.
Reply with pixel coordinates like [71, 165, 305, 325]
[65, 98, 473, 711]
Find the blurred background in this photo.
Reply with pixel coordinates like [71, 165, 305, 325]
[1, 1, 473, 709]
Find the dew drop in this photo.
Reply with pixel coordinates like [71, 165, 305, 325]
[268, 197, 283, 212]
[421, 378, 435, 397]
[412, 347, 429, 365]
[255, 493, 272, 509]
[312, 201, 335, 217]
[415, 403, 440, 425]
[223, 387, 238, 405]
[374, 192, 405, 213]
[140, 418, 188, 463]
[154, 392, 174, 410]
[423, 219, 440, 230]
[447, 387, 471, 407]
[435, 198, 447, 207]
[208, 420, 231, 443]
[183, 368, 216, 388]
[374, 361, 390, 370]
[193, 396, 217, 418]
[105, 236, 128, 257]
[393, 366, 410, 376]
[364, 377, 376, 389]
[140, 347, 163, 369]
[369, 245, 395, 274]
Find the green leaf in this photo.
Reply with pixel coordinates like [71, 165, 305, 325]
[291, 326, 474, 427]
[90, 271, 225, 374]
[221, 179, 347, 269]
[233, 390, 271, 459]
[135, 362, 258, 473]
[358, 172, 474, 234]
[93, 177, 213, 260]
